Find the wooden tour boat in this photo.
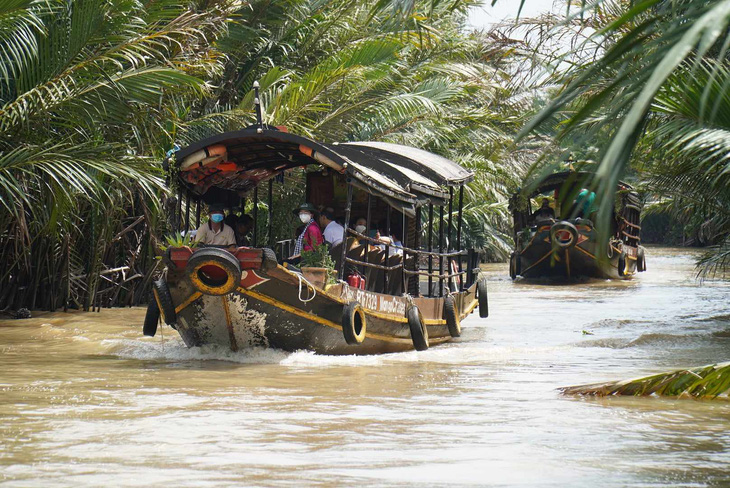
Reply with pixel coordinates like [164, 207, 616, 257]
[142, 88, 488, 354]
[508, 171, 647, 280]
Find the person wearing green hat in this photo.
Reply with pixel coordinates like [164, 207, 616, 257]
[287, 202, 323, 264]
[194, 204, 236, 249]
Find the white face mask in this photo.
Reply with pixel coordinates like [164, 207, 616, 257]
[299, 213, 311, 224]
[355, 224, 366, 234]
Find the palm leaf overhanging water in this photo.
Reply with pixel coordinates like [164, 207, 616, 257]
[561, 362, 730, 399]
[518, 0, 730, 277]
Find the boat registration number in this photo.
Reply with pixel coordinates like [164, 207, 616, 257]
[341, 287, 406, 316]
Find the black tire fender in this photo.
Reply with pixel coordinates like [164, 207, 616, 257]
[618, 251, 627, 277]
[152, 278, 177, 326]
[550, 221, 579, 249]
[509, 252, 516, 280]
[407, 306, 429, 351]
[637, 246, 646, 272]
[444, 294, 461, 338]
[478, 277, 489, 318]
[143, 297, 159, 337]
[261, 248, 278, 272]
[186, 248, 241, 295]
[342, 301, 366, 345]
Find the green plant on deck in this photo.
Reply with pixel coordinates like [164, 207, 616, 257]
[161, 232, 199, 250]
[561, 362, 730, 399]
[300, 243, 336, 283]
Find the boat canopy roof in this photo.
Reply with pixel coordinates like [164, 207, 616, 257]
[171, 128, 473, 215]
[515, 171, 634, 200]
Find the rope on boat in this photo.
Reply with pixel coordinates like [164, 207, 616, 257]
[297, 273, 317, 303]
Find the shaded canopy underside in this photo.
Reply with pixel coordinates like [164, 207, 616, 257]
[516, 171, 634, 199]
[172, 129, 473, 215]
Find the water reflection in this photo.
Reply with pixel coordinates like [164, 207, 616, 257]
[1, 247, 729, 487]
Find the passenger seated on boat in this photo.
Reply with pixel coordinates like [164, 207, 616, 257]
[194, 205, 236, 250]
[532, 198, 555, 222]
[365, 247, 386, 292]
[353, 217, 367, 241]
[386, 227, 404, 256]
[318, 207, 344, 247]
[235, 214, 253, 247]
[285, 203, 324, 265]
[574, 188, 596, 218]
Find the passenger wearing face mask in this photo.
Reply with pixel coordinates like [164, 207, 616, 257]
[287, 203, 324, 263]
[194, 204, 236, 249]
[353, 217, 368, 237]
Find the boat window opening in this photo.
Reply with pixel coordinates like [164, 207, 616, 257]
[439, 204, 444, 297]
[364, 193, 372, 278]
[267, 179, 274, 247]
[184, 190, 191, 235]
[176, 185, 183, 232]
[447, 187, 454, 292]
[427, 203, 434, 296]
[252, 185, 259, 247]
[457, 185, 464, 291]
[338, 181, 354, 281]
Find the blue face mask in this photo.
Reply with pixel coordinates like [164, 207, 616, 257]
[211, 213, 224, 223]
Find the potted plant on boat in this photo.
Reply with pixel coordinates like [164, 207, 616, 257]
[300, 243, 335, 289]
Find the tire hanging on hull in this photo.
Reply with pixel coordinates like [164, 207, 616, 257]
[342, 301, 367, 345]
[143, 298, 160, 337]
[408, 306, 429, 351]
[478, 278, 489, 318]
[444, 294, 461, 338]
[152, 278, 177, 326]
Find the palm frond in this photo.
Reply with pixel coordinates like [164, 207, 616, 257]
[561, 362, 730, 399]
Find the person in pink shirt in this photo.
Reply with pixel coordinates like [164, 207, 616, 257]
[287, 203, 324, 264]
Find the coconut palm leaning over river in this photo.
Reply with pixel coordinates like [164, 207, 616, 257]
[519, 0, 730, 394]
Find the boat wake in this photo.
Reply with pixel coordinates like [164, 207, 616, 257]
[577, 332, 709, 349]
[103, 337, 289, 364]
[102, 336, 546, 368]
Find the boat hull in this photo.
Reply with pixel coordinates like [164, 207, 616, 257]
[164, 263, 479, 355]
[516, 223, 638, 279]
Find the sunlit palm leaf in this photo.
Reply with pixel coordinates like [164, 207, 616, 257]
[562, 362, 730, 398]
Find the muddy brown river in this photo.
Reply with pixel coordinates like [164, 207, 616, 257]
[1, 247, 729, 487]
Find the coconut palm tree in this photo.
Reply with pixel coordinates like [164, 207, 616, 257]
[0, 0, 230, 310]
[519, 0, 730, 277]
[1, 0, 533, 310]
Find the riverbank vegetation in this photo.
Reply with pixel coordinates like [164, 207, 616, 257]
[519, 0, 730, 280]
[0, 0, 530, 310]
[2, 0, 730, 311]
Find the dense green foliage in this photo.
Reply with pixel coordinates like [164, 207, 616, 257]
[520, 0, 730, 278]
[0, 0, 529, 310]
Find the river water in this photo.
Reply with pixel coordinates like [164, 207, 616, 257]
[1, 247, 729, 487]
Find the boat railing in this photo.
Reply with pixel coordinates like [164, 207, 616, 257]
[275, 239, 294, 261]
[343, 228, 470, 297]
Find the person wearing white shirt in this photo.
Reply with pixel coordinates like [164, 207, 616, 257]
[387, 227, 404, 256]
[319, 207, 344, 247]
